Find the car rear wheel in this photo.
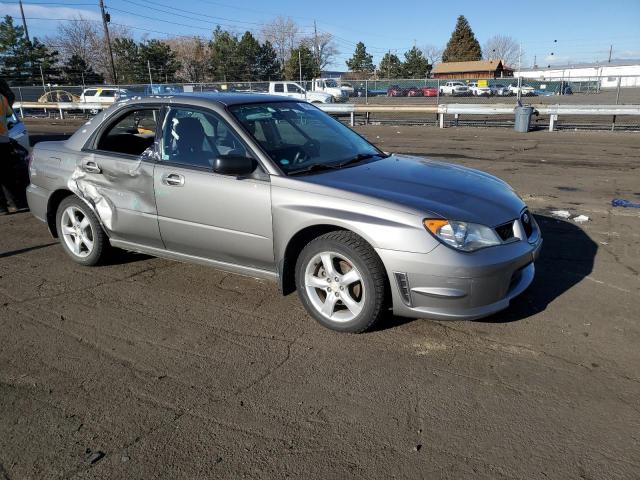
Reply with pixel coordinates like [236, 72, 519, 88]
[56, 196, 109, 266]
[295, 231, 386, 333]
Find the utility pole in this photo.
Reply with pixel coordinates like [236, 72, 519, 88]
[147, 60, 153, 85]
[18, 0, 30, 42]
[298, 49, 302, 84]
[608, 45, 613, 63]
[99, 0, 117, 84]
[313, 20, 320, 73]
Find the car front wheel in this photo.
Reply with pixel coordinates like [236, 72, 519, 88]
[295, 231, 387, 333]
[56, 196, 109, 266]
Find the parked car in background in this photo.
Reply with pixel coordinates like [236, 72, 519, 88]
[421, 86, 439, 97]
[312, 78, 349, 102]
[439, 81, 470, 96]
[387, 85, 406, 97]
[468, 82, 492, 96]
[37, 90, 80, 103]
[490, 83, 511, 96]
[80, 87, 129, 105]
[405, 87, 423, 97]
[26, 93, 542, 333]
[7, 111, 30, 151]
[263, 81, 334, 104]
[144, 84, 182, 96]
[508, 83, 536, 96]
[338, 82, 355, 97]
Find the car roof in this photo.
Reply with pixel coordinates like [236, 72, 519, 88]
[113, 92, 298, 107]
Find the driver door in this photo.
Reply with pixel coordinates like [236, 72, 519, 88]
[153, 106, 274, 271]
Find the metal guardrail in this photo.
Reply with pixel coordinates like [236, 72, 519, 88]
[16, 101, 640, 131]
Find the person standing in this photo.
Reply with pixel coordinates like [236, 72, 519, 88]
[0, 79, 28, 215]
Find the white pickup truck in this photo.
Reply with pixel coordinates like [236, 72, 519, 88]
[439, 81, 470, 96]
[311, 78, 349, 102]
[264, 81, 334, 103]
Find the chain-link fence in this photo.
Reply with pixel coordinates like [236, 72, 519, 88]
[10, 75, 640, 130]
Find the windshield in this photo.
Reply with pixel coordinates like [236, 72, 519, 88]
[229, 101, 383, 174]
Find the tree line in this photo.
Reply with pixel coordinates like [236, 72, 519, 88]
[0, 13, 520, 86]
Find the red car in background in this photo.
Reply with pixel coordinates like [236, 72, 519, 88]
[405, 87, 423, 97]
[387, 85, 406, 97]
[421, 86, 439, 97]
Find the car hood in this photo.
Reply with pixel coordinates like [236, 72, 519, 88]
[297, 154, 526, 226]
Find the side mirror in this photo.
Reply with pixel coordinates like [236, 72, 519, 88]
[213, 155, 257, 176]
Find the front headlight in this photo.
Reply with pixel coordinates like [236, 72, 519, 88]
[423, 219, 501, 252]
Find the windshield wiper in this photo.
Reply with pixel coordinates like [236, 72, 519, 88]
[337, 152, 389, 168]
[287, 162, 340, 176]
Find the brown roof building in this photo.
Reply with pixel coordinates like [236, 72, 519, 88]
[432, 60, 514, 79]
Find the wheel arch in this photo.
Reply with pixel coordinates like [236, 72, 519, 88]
[46, 189, 75, 237]
[278, 224, 391, 301]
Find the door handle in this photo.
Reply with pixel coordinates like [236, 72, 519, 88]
[162, 173, 185, 186]
[83, 161, 102, 174]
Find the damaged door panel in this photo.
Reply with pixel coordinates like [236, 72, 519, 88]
[69, 107, 164, 248]
[154, 106, 274, 271]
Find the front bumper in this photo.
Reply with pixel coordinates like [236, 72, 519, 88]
[377, 234, 542, 320]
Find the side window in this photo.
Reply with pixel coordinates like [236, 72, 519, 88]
[160, 107, 249, 169]
[287, 84, 303, 94]
[274, 83, 284, 93]
[100, 90, 115, 98]
[84, 89, 97, 97]
[96, 108, 159, 156]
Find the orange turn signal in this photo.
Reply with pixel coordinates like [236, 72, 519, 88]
[423, 219, 449, 235]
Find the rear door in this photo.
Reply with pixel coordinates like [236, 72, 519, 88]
[153, 105, 274, 271]
[78, 106, 163, 248]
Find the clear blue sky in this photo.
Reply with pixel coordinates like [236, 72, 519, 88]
[3, 0, 640, 68]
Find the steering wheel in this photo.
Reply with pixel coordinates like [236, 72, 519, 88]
[292, 140, 319, 165]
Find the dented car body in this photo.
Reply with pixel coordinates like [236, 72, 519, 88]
[27, 93, 542, 332]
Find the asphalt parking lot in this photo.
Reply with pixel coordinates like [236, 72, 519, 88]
[1, 120, 639, 479]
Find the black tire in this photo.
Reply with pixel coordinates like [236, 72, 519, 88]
[56, 195, 109, 266]
[295, 231, 387, 333]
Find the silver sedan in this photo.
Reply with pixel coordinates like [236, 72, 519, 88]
[26, 94, 542, 333]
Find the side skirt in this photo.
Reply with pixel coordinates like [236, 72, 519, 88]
[109, 239, 279, 282]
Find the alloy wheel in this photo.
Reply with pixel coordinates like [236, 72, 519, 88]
[60, 206, 94, 258]
[304, 251, 365, 322]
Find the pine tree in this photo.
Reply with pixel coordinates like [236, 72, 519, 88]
[63, 54, 103, 84]
[209, 26, 241, 81]
[256, 41, 281, 80]
[284, 44, 318, 81]
[236, 31, 261, 81]
[442, 15, 482, 62]
[346, 42, 375, 73]
[378, 52, 403, 78]
[0, 16, 60, 85]
[402, 47, 430, 78]
[139, 40, 181, 83]
[112, 37, 142, 83]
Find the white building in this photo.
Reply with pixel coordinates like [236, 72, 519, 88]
[514, 62, 640, 88]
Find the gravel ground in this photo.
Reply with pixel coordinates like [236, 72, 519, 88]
[0, 120, 639, 479]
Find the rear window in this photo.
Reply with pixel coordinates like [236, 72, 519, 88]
[100, 90, 115, 97]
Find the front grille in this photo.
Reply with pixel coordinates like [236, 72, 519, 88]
[495, 221, 515, 241]
[521, 210, 533, 237]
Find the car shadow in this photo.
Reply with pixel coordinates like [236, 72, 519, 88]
[480, 214, 597, 323]
[375, 214, 597, 331]
[104, 248, 153, 266]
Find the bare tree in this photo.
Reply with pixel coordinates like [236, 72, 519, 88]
[46, 15, 131, 83]
[261, 16, 299, 67]
[422, 44, 443, 65]
[164, 36, 210, 82]
[483, 35, 521, 68]
[302, 31, 338, 71]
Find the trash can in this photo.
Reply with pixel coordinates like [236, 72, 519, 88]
[514, 105, 534, 132]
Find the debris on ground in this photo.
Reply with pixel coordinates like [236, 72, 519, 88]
[612, 198, 640, 208]
[550, 210, 571, 219]
[87, 451, 105, 465]
[572, 215, 590, 223]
